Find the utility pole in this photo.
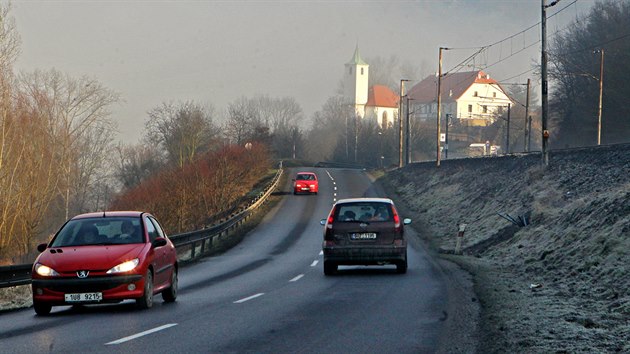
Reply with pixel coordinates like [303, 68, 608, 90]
[524, 78, 530, 152]
[405, 95, 411, 165]
[445, 113, 451, 159]
[597, 49, 604, 145]
[399, 79, 409, 168]
[436, 47, 446, 167]
[541, 0, 558, 165]
[354, 115, 358, 162]
[506, 103, 511, 154]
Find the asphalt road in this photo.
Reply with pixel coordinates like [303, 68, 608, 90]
[0, 168, 462, 353]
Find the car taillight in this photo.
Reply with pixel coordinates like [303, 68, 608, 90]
[393, 208, 401, 232]
[324, 206, 335, 240]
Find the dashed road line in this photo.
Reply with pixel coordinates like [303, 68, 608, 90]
[106, 323, 178, 345]
[310, 260, 319, 267]
[289, 274, 304, 282]
[234, 293, 265, 304]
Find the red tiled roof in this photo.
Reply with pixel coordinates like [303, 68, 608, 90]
[365, 85, 399, 108]
[407, 70, 501, 104]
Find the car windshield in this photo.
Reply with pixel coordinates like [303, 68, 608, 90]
[336, 202, 392, 222]
[297, 174, 315, 181]
[50, 218, 143, 247]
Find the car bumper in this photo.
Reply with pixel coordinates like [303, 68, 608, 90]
[32, 274, 144, 305]
[323, 246, 407, 265]
[294, 187, 317, 194]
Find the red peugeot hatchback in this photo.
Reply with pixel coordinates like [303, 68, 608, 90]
[293, 172, 319, 195]
[31, 211, 178, 315]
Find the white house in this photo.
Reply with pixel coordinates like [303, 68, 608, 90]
[406, 71, 512, 126]
[344, 47, 399, 129]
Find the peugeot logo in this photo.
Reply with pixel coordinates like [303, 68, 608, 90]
[76, 270, 89, 278]
[359, 223, 368, 228]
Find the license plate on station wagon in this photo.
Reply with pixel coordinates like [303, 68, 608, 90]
[350, 232, 377, 240]
[64, 292, 103, 302]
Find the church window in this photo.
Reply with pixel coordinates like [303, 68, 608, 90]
[349, 67, 352, 75]
[382, 111, 388, 128]
[361, 67, 364, 75]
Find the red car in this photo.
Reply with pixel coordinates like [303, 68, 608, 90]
[293, 172, 319, 195]
[31, 211, 178, 315]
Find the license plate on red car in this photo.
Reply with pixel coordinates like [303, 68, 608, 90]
[350, 232, 377, 240]
[64, 292, 103, 302]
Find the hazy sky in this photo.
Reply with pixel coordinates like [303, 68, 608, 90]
[9, 0, 594, 143]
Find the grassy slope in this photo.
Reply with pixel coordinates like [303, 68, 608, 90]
[379, 146, 630, 353]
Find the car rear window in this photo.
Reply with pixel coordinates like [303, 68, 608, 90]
[50, 217, 144, 247]
[335, 202, 392, 222]
[296, 174, 315, 180]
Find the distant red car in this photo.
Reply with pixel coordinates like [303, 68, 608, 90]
[293, 172, 319, 195]
[31, 211, 178, 315]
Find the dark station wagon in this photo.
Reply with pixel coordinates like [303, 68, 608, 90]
[320, 198, 411, 275]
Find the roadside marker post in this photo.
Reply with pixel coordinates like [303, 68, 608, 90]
[455, 223, 467, 255]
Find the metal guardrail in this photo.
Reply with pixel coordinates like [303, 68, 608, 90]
[0, 167, 283, 289]
[0, 264, 32, 288]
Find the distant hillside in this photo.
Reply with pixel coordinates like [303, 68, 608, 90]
[380, 144, 630, 353]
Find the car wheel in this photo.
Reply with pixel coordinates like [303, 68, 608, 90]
[323, 261, 337, 275]
[162, 268, 178, 303]
[33, 301, 52, 316]
[137, 270, 154, 309]
[396, 254, 408, 274]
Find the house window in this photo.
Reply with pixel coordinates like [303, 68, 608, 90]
[498, 106, 504, 114]
[474, 91, 478, 97]
[382, 111, 388, 128]
[361, 68, 364, 75]
[468, 104, 472, 113]
[482, 105, 488, 113]
[493, 92, 497, 98]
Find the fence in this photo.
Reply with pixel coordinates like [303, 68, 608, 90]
[0, 166, 283, 289]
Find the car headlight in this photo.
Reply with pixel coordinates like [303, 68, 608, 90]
[35, 263, 59, 277]
[106, 258, 139, 274]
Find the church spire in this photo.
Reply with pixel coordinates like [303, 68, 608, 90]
[347, 44, 368, 65]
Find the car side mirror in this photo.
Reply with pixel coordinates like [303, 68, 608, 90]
[403, 218, 412, 225]
[37, 243, 48, 253]
[320, 219, 326, 225]
[152, 237, 167, 248]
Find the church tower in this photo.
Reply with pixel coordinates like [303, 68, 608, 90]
[344, 45, 369, 118]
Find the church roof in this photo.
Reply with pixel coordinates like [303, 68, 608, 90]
[407, 70, 504, 104]
[346, 45, 368, 66]
[366, 85, 399, 108]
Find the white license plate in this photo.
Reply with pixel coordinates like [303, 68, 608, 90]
[351, 233, 377, 240]
[64, 292, 103, 302]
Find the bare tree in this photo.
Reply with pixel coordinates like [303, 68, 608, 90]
[304, 96, 354, 162]
[114, 142, 165, 190]
[19, 69, 119, 220]
[224, 96, 260, 146]
[146, 101, 218, 168]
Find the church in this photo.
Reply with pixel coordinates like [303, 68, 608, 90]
[343, 47, 399, 129]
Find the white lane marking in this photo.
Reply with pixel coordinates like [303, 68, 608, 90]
[334, 193, 337, 197]
[334, 186, 337, 191]
[333, 181, 336, 185]
[290, 274, 304, 282]
[311, 260, 319, 267]
[319, 250, 323, 256]
[326, 170, 334, 180]
[234, 293, 265, 304]
[106, 323, 178, 345]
